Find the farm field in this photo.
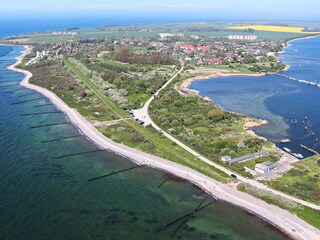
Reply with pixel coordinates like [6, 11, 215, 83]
[227, 25, 320, 34]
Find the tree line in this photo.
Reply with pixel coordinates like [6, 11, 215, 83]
[113, 47, 173, 65]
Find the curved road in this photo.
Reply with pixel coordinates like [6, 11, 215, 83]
[133, 66, 320, 211]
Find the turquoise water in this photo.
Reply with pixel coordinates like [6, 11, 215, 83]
[190, 35, 320, 158]
[0, 46, 290, 239]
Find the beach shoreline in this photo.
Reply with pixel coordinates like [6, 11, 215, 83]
[180, 69, 265, 94]
[287, 34, 319, 44]
[7, 45, 320, 239]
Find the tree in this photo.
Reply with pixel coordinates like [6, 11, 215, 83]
[161, 94, 172, 105]
[208, 109, 225, 121]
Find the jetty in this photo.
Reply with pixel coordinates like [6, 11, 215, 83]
[274, 73, 320, 88]
[300, 144, 319, 155]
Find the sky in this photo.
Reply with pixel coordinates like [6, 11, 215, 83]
[1, 0, 320, 21]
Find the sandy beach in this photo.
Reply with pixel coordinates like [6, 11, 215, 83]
[7, 46, 320, 239]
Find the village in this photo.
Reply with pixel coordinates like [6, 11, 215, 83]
[26, 32, 285, 73]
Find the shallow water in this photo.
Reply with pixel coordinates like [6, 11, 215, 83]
[190, 36, 320, 158]
[0, 46, 290, 239]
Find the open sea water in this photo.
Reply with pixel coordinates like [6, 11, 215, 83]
[0, 47, 290, 239]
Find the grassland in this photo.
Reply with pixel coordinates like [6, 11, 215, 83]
[266, 155, 320, 205]
[149, 72, 279, 178]
[4, 22, 314, 44]
[24, 60, 115, 121]
[227, 25, 320, 34]
[73, 22, 311, 41]
[237, 183, 320, 229]
[62, 58, 230, 183]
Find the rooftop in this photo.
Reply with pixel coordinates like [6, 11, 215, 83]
[227, 150, 268, 164]
[255, 162, 278, 170]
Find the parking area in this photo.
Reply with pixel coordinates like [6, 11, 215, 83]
[130, 108, 152, 127]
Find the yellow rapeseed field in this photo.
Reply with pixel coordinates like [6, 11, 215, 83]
[227, 25, 319, 34]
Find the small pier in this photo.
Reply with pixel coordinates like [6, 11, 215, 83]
[300, 144, 319, 155]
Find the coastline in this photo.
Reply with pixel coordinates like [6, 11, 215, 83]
[180, 68, 270, 139]
[287, 34, 319, 44]
[182, 34, 320, 95]
[180, 35, 315, 142]
[7, 45, 320, 239]
[181, 69, 265, 95]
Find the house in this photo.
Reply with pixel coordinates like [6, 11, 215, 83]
[209, 58, 223, 65]
[179, 44, 195, 53]
[150, 42, 164, 48]
[197, 46, 211, 52]
[255, 162, 278, 174]
[221, 156, 232, 162]
[227, 150, 268, 165]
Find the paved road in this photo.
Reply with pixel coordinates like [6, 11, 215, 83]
[133, 66, 320, 211]
[132, 65, 184, 126]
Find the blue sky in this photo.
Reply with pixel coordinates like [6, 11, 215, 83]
[1, 0, 320, 21]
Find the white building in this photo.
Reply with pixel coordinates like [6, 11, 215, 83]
[228, 35, 258, 41]
[221, 156, 232, 162]
[255, 162, 278, 174]
[159, 33, 184, 39]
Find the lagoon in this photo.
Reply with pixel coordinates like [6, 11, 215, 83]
[190, 36, 320, 158]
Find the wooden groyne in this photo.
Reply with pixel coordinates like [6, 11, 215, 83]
[87, 165, 143, 182]
[155, 194, 216, 236]
[33, 103, 54, 108]
[20, 111, 63, 116]
[3, 88, 25, 93]
[18, 92, 38, 97]
[30, 122, 70, 129]
[11, 97, 46, 105]
[0, 83, 18, 88]
[0, 80, 20, 83]
[42, 135, 82, 143]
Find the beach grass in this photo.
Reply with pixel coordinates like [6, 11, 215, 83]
[266, 155, 320, 205]
[237, 183, 320, 229]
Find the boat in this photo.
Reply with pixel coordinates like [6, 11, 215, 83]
[280, 139, 291, 143]
[292, 153, 304, 159]
[283, 147, 292, 153]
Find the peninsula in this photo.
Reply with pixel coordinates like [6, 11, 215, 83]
[2, 21, 320, 239]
